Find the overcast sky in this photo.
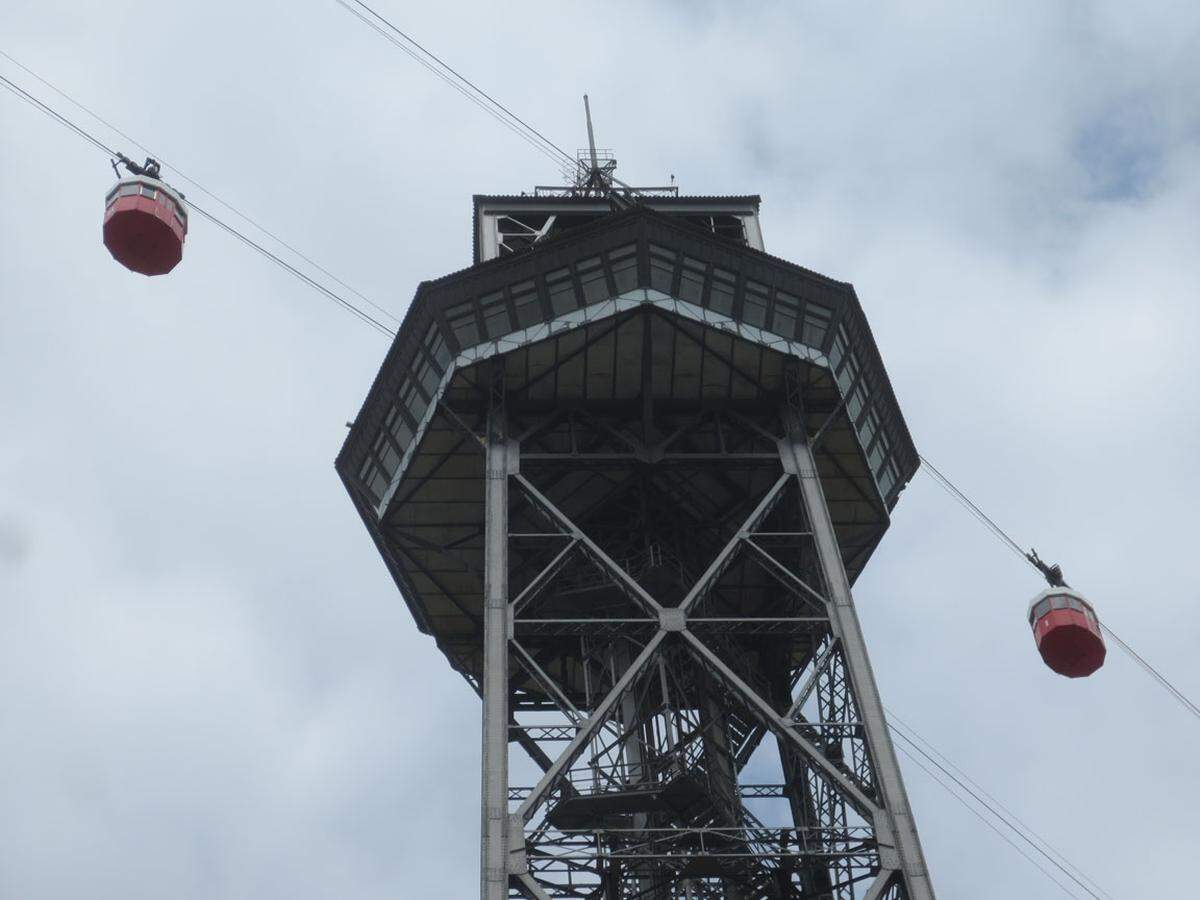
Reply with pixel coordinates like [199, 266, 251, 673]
[2, 2, 1198, 898]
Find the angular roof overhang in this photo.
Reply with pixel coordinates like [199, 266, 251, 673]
[336, 205, 918, 660]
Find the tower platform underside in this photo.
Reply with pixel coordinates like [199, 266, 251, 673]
[337, 205, 933, 898]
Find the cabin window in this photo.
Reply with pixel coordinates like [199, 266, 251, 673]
[547, 268, 578, 316]
[743, 281, 769, 327]
[836, 347, 860, 393]
[358, 457, 390, 504]
[860, 408, 880, 448]
[830, 327, 848, 369]
[879, 458, 900, 496]
[803, 302, 833, 347]
[372, 431, 400, 475]
[847, 384, 867, 424]
[649, 245, 676, 293]
[710, 268, 735, 315]
[772, 291, 799, 338]
[577, 257, 608, 305]
[1050, 595, 1067, 610]
[414, 356, 439, 398]
[446, 301, 480, 347]
[866, 424, 887, 472]
[609, 244, 638, 293]
[140, 185, 157, 198]
[387, 405, 414, 449]
[424, 324, 451, 369]
[679, 257, 706, 305]
[479, 291, 511, 339]
[511, 281, 541, 327]
[400, 377, 428, 425]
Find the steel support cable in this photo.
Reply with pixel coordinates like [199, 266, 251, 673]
[0, 72, 116, 156]
[892, 740, 1091, 900]
[0, 68, 395, 338]
[918, 453, 1200, 724]
[187, 202, 395, 336]
[0, 48, 400, 328]
[336, 0, 578, 181]
[337, 0, 582, 176]
[337, 0, 664, 196]
[887, 710, 1115, 900]
[339, 1, 669, 202]
[1099, 626, 1200, 719]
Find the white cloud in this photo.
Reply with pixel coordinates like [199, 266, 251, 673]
[2, 1, 1198, 897]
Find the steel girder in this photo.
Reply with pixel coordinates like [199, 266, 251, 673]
[473, 391, 933, 899]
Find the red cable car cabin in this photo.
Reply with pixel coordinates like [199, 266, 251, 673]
[103, 175, 187, 276]
[1027, 587, 1106, 678]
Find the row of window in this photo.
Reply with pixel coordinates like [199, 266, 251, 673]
[647, 244, 834, 350]
[356, 236, 904, 505]
[358, 321, 451, 504]
[1029, 594, 1097, 625]
[445, 244, 640, 348]
[829, 325, 902, 499]
[105, 181, 187, 226]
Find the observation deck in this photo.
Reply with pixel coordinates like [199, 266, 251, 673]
[336, 198, 917, 683]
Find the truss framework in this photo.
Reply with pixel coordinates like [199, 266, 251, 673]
[467, 364, 934, 900]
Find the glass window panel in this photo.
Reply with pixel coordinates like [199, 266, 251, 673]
[649, 244, 676, 293]
[829, 328, 847, 369]
[546, 269, 578, 316]
[378, 440, 400, 474]
[860, 410, 881, 454]
[608, 244, 638, 293]
[710, 269, 735, 315]
[446, 301, 480, 347]
[511, 281, 541, 327]
[879, 460, 897, 496]
[359, 457, 388, 503]
[847, 384, 866, 423]
[1050, 595, 1067, 610]
[802, 302, 833, 347]
[772, 290, 799, 338]
[835, 351, 859, 392]
[743, 281, 769, 327]
[368, 468, 389, 501]
[387, 405, 414, 448]
[415, 357, 440, 398]
[479, 291, 511, 338]
[678, 258, 705, 305]
[140, 185, 157, 198]
[401, 378, 428, 424]
[424, 324, 451, 369]
[867, 438, 885, 473]
[577, 259, 608, 305]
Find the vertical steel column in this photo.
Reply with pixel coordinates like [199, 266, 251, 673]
[481, 371, 511, 900]
[781, 429, 937, 900]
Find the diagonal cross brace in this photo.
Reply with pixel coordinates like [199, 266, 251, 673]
[513, 474, 663, 616]
[681, 630, 880, 821]
[510, 538, 578, 616]
[741, 537, 829, 612]
[515, 629, 667, 822]
[679, 472, 791, 615]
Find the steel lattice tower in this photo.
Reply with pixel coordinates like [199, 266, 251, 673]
[337, 172, 935, 898]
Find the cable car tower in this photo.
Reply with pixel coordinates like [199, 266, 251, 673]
[337, 105, 935, 898]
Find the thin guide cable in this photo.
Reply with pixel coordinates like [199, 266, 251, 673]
[0, 64, 394, 338]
